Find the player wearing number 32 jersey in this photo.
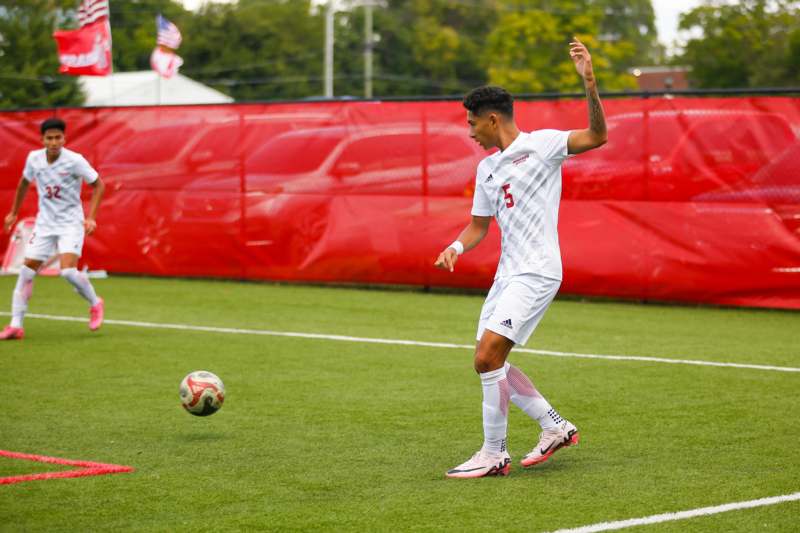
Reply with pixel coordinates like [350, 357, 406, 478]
[1, 118, 106, 340]
[435, 38, 608, 478]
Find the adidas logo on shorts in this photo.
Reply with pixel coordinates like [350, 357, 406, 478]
[500, 318, 513, 328]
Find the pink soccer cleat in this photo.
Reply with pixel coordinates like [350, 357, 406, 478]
[89, 298, 104, 331]
[521, 420, 579, 468]
[446, 448, 511, 479]
[0, 326, 24, 340]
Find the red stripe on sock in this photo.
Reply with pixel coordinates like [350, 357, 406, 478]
[499, 378, 510, 416]
[507, 364, 542, 398]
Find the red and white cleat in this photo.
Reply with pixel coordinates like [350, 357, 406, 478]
[446, 449, 511, 479]
[89, 298, 104, 331]
[0, 325, 24, 340]
[521, 421, 579, 468]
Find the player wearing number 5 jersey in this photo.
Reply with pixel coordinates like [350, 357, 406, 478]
[435, 39, 607, 478]
[1, 118, 106, 340]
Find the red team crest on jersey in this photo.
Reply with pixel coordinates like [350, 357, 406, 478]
[501, 183, 515, 208]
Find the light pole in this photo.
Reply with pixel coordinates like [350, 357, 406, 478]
[323, 0, 377, 99]
[364, 1, 373, 98]
[324, 0, 334, 98]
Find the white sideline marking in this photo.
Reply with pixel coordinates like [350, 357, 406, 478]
[547, 491, 800, 532]
[4, 311, 800, 373]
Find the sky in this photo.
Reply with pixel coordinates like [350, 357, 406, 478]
[652, 0, 704, 54]
[180, 0, 706, 55]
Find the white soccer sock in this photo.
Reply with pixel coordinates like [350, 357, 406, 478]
[10, 265, 36, 328]
[61, 268, 100, 306]
[504, 362, 564, 430]
[480, 367, 510, 454]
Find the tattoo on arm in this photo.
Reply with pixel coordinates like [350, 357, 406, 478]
[586, 85, 607, 137]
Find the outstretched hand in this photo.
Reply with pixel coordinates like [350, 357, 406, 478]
[434, 247, 458, 273]
[569, 37, 595, 83]
[84, 218, 97, 235]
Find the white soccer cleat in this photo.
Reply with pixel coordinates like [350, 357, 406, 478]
[520, 420, 579, 468]
[446, 449, 511, 479]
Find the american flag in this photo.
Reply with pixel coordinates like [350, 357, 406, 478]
[77, 0, 109, 27]
[156, 14, 182, 50]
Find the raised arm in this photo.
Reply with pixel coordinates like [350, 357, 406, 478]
[567, 38, 607, 155]
[434, 215, 492, 273]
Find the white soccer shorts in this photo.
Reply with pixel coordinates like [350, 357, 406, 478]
[476, 273, 561, 346]
[25, 226, 85, 261]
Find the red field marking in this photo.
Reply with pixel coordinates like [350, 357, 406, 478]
[0, 450, 134, 485]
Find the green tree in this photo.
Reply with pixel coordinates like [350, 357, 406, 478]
[332, 0, 496, 97]
[677, 0, 800, 88]
[108, 0, 189, 72]
[180, 0, 324, 100]
[484, 1, 639, 93]
[0, 0, 664, 108]
[0, 0, 84, 109]
[597, 0, 662, 68]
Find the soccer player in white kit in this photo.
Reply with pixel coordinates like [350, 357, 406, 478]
[435, 39, 607, 478]
[1, 118, 106, 340]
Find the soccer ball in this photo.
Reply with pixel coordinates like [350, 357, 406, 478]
[179, 371, 225, 416]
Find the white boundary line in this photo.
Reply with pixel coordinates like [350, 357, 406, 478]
[547, 491, 800, 532]
[4, 311, 800, 373]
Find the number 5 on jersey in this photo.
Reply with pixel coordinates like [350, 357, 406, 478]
[501, 183, 515, 208]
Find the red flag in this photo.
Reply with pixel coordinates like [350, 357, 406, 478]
[53, 20, 112, 76]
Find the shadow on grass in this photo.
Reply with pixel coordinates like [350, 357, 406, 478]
[174, 432, 229, 442]
[512, 459, 573, 478]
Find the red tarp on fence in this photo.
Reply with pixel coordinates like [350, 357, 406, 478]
[1, 97, 799, 309]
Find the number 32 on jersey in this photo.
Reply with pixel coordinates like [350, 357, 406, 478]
[45, 185, 62, 199]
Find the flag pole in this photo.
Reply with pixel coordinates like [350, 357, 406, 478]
[109, 19, 114, 105]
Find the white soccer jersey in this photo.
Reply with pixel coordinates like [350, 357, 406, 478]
[471, 130, 570, 280]
[22, 147, 99, 232]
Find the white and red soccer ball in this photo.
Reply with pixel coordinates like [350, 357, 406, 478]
[179, 371, 225, 416]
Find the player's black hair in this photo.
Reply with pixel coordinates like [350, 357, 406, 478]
[40, 117, 66, 135]
[462, 86, 514, 118]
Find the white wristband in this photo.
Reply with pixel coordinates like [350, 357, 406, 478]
[449, 240, 464, 255]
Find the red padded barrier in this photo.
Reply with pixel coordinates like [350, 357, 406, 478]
[1, 97, 799, 309]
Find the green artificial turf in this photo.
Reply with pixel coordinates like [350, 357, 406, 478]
[0, 276, 797, 532]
